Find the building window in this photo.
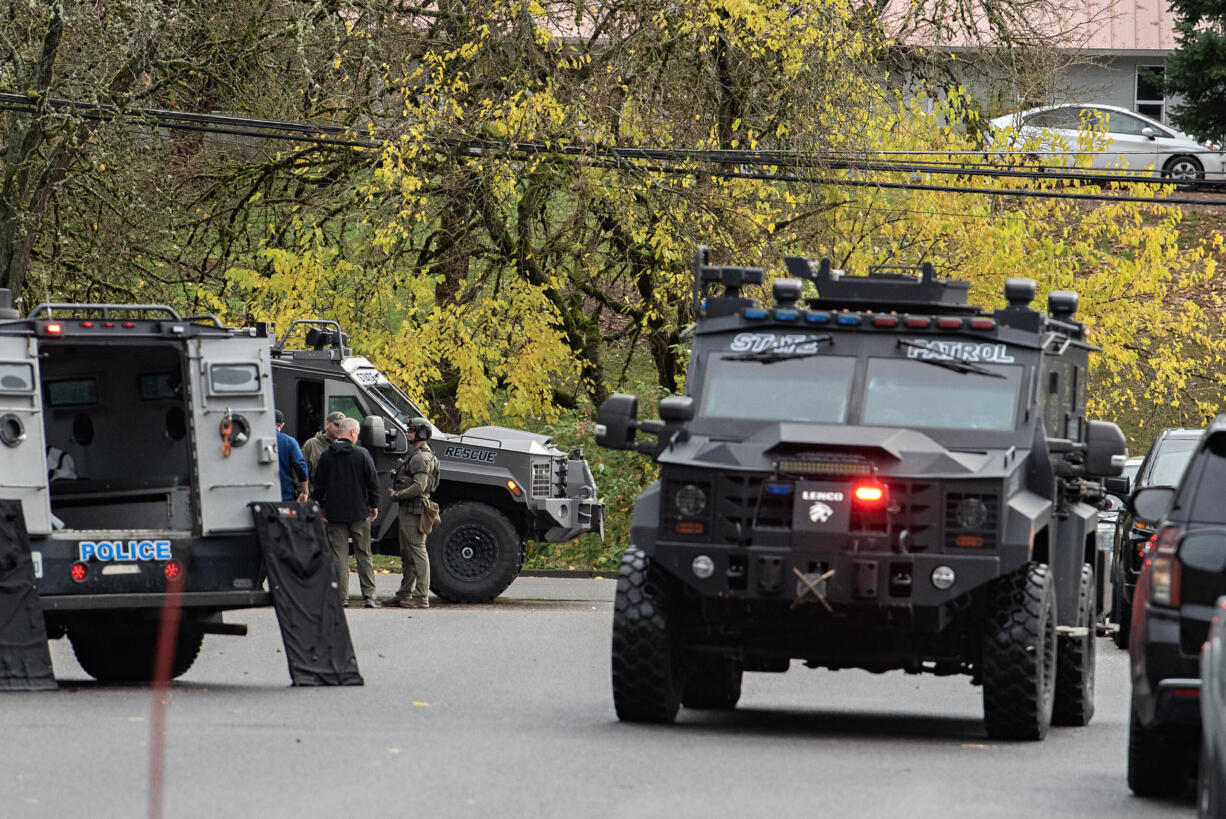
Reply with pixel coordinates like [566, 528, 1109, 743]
[1136, 65, 1165, 122]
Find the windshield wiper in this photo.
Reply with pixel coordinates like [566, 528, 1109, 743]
[722, 334, 833, 364]
[896, 339, 1006, 379]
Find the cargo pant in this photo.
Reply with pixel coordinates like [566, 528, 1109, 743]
[326, 518, 376, 604]
[393, 510, 429, 603]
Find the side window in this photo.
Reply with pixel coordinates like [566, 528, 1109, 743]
[1102, 112, 1150, 136]
[44, 377, 98, 407]
[1025, 107, 1079, 129]
[1184, 452, 1226, 523]
[207, 363, 260, 395]
[327, 395, 365, 421]
[0, 362, 35, 393]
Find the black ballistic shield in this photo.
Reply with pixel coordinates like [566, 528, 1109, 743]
[0, 499, 57, 690]
[249, 501, 363, 686]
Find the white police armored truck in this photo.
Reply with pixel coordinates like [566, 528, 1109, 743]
[0, 292, 279, 681]
[597, 248, 1127, 740]
[269, 320, 603, 602]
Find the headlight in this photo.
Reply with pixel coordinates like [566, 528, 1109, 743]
[955, 498, 988, 529]
[675, 483, 707, 517]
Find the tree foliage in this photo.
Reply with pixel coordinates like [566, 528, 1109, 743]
[1165, 0, 1226, 143]
[3, 0, 1224, 446]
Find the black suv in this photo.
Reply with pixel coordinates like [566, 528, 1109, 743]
[1110, 427, 1203, 648]
[1126, 419, 1226, 797]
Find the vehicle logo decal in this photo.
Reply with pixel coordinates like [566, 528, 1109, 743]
[808, 502, 835, 523]
[902, 338, 1015, 364]
[78, 540, 172, 562]
[443, 445, 498, 464]
[802, 490, 844, 502]
[729, 332, 825, 354]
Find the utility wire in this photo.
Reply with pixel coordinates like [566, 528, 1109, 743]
[3, 93, 1224, 206]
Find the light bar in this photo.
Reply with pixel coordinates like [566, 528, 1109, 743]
[776, 459, 873, 476]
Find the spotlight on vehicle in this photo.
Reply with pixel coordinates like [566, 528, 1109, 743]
[931, 565, 956, 590]
[691, 555, 716, 580]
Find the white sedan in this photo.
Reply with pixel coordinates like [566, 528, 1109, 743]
[990, 103, 1224, 185]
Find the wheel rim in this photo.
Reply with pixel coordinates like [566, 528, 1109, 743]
[1167, 158, 1201, 180]
[442, 524, 499, 580]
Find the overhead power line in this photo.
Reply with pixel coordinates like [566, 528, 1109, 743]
[3, 93, 1225, 207]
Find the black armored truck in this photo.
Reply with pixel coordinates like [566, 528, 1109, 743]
[269, 320, 603, 602]
[0, 293, 279, 681]
[597, 249, 1127, 740]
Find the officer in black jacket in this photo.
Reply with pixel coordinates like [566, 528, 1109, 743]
[314, 417, 381, 608]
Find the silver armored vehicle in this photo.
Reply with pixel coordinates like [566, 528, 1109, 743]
[597, 248, 1127, 740]
[0, 292, 278, 681]
[268, 320, 603, 602]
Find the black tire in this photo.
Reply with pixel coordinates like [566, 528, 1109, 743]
[428, 501, 524, 603]
[1053, 563, 1096, 726]
[1128, 708, 1188, 798]
[1112, 582, 1131, 650]
[682, 654, 743, 711]
[68, 618, 204, 683]
[981, 562, 1057, 741]
[1199, 736, 1225, 819]
[1164, 155, 1204, 190]
[611, 548, 682, 723]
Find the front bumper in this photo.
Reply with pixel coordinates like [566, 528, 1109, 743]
[655, 541, 1006, 609]
[541, 497, 604, 542]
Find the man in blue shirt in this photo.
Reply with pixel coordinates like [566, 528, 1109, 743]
[275, 409, 309, 502]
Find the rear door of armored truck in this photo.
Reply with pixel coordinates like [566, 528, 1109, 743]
[0, 330, 51, 536]
[186, 334, 280, 533]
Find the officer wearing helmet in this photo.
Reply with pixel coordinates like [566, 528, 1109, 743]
[388, 417, 440, 608]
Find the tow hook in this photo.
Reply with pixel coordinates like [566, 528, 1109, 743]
[792, 567, 835, 612]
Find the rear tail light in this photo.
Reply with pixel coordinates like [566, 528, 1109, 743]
[164, 560, 184, 581]
[71, 562, 88, 582]
[1148, 525, 1183, 607]
[1148, 556, 1180, 607]
[1154, 524, 1182, 555]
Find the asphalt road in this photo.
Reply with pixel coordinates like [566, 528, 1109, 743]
[2, 575, 1196, 818]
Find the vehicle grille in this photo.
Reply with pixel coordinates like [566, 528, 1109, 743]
[710, 474, 938, 549]
[713, 474, 791, 545]
[883, 480, 938, 551]
[531, 462, 552, 498]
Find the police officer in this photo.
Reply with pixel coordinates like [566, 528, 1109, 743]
[388, 417, 439, 609]
[302, 411, 345, 498]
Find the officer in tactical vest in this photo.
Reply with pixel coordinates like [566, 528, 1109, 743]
[388, 417, 440, 608]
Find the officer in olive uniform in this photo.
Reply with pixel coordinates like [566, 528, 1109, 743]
[388, 417, 440, 608]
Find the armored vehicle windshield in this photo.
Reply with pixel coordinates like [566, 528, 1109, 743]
[694, 334, 1025, 433]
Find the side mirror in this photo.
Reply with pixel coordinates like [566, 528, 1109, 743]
[1141, 126, 1156, 140]
[1083, 420, 1126, 477]
[1129, 485, 1175, 526]
[1103, 475, 1131, 496]
[658, 395, 695, 423]
[595, 394, 639, 451]
[360, 415, 388, 450]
